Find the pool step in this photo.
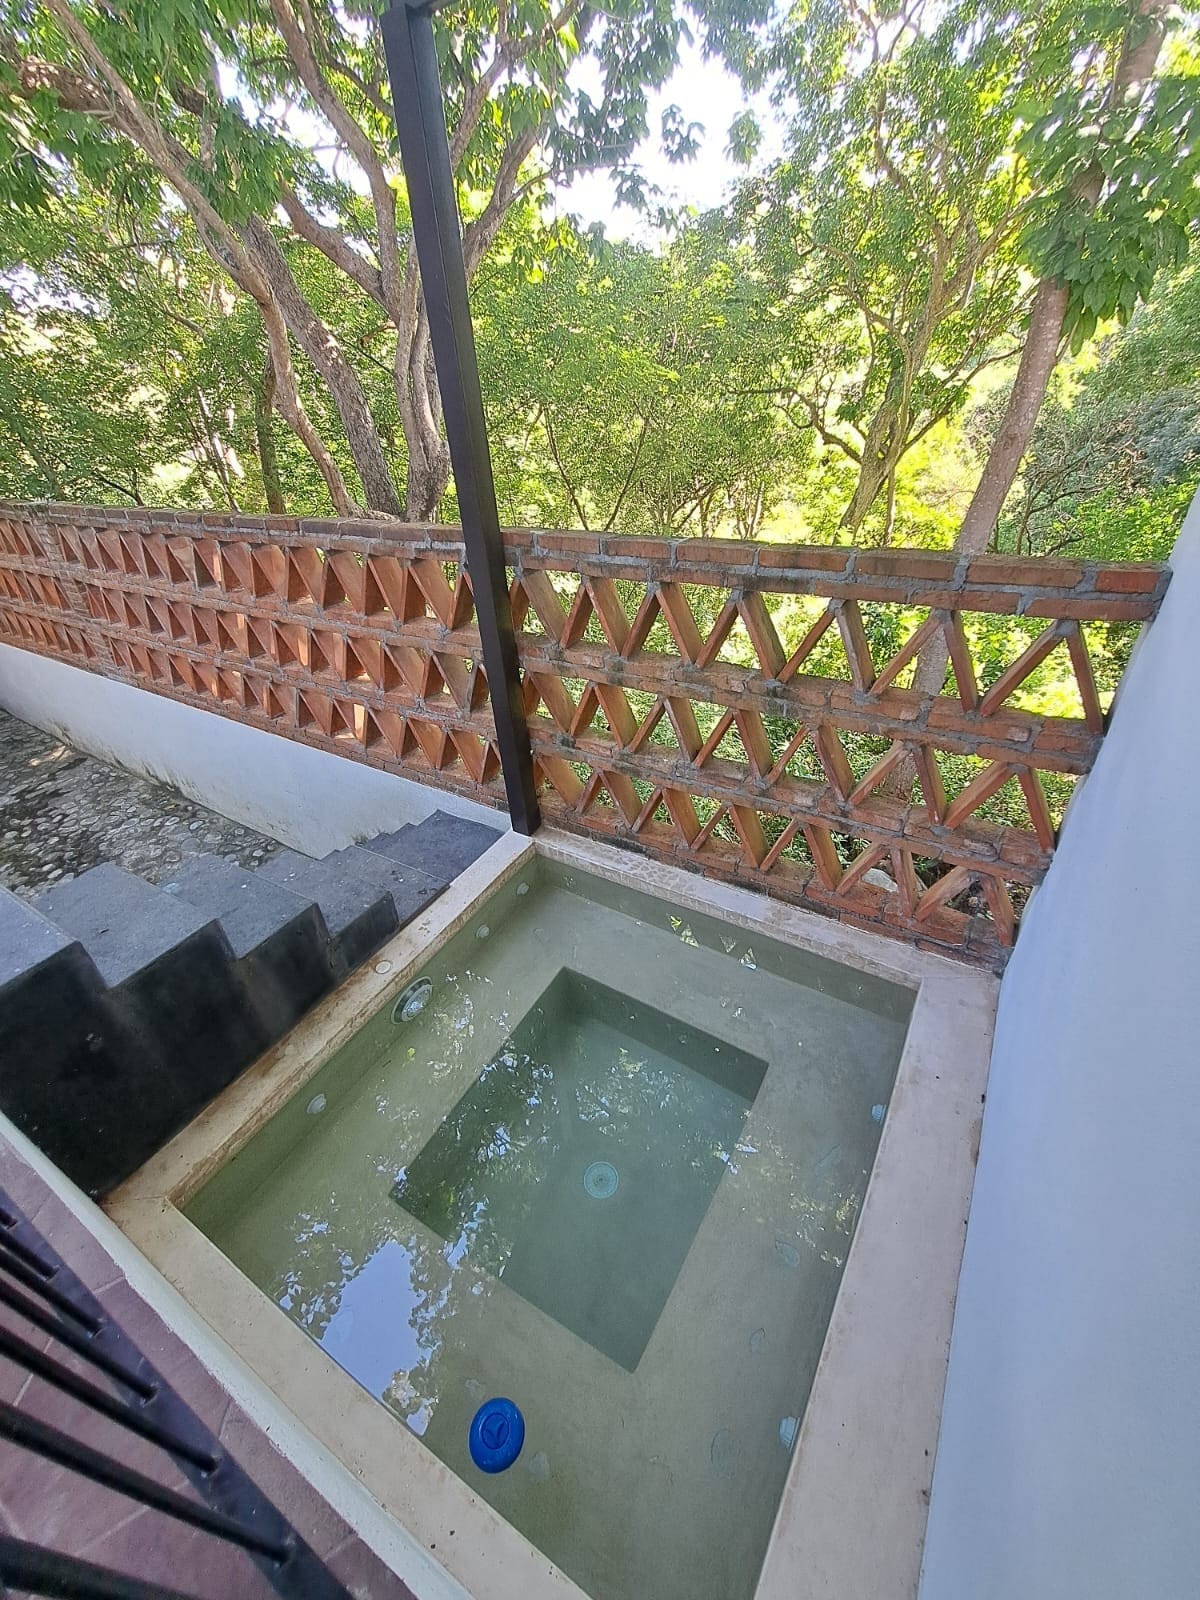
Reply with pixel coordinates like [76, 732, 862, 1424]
[19, 866, 270, 1193]
[162, 856, 336, 1040]
[0, 887, 152, 1195]
[0, 808, 504, 1196]
[255, 845, 444, 977]
[32, 863, 269, 1093]
[359, 811, 502, 879]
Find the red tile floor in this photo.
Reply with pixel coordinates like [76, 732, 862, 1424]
[0, 1134, 417, 1599]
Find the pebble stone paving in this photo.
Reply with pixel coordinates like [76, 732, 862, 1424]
[0, 709, 283, 899]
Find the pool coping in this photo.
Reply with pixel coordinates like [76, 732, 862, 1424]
[106, 827, 998, 1600]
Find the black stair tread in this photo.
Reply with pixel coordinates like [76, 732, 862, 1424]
[362, 810, 503, 879]
[256, 849, 396, 939]
[32, 863, 220, 988]
[163, 855, 325, 960]
[0, 886, 96, 992]
[318, 845, 446, 926]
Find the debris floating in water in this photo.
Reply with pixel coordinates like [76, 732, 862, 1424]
[306, 1094, 326, 1116]
[710, 1429, 737, 1478]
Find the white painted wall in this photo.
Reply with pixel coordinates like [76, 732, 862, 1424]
[0, 645, 504, 855]
[919, 496, 1200, 1600]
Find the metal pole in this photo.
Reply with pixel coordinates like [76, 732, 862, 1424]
[380, 0, 540, 834]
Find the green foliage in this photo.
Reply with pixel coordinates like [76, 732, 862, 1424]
[477, 227, 809, 533]
[0, 0, 1196, 611]
[715, 0, 1200, 537]
[1017, 18, 1200, 348]
[992, 264, 1200, 562]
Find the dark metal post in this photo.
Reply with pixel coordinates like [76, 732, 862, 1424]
[380, 0, 540, 834]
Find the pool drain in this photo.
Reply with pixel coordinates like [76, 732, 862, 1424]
[392, 978, 432, 1023]
[583, 1160, 619, 1200]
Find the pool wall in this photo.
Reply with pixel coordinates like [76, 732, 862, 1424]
[106, 826, 997, 1600]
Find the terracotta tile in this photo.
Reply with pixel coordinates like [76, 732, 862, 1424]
[26, 1191, 125, 1295]
[79, 1503, 280, 1599]
[217, 1407, 352, 1560]
[325, 1535, 420, 1599]
[96, 1278, 233, 1436]
[0, 1449, 151, 1552]
[0, 1144, 48, 1214]
[16, 1367, 195, 1497]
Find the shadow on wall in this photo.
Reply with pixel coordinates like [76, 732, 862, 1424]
[0, 642, 505, 856]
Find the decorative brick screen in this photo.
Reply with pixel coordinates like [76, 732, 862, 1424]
[506, 529, 1168, 967]
[0, 504, 503, 804]
[0, 503, 1169, 966]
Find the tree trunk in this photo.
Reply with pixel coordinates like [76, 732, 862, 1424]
[839, 408, 899, 540]
[902, 280, 1071, 710]
[254, 352, 286, 515]
[951, 279, 1070, 563]
[950, 0, 1168, 562]
[399, 306, 453, 520]
[242, 219, 404, 518]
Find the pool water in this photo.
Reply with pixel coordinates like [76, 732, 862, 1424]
[394, 969, 766, 1372]
[188, 860, 913, 1600]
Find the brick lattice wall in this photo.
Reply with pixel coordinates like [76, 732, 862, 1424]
[0, 503, 1170, 967]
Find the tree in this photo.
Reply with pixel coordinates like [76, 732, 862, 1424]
[477, 227, 806, 534]
[1, 0, 768, 518]
[726, 0, 1200, 546]
[0, 190, 348, 510]
[956, 0, 1200, 554]
[990, 262, 1200, 562]
[727, 0, 1033, 541]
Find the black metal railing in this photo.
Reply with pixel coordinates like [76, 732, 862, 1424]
[0, 1187, 355, 1600]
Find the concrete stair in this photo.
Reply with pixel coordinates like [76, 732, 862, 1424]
[0, 811, 502, 1195]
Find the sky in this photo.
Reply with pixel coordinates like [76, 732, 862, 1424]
[551, 39, 786, 242]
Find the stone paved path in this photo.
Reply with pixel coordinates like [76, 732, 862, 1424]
[0, 710, 282, 898]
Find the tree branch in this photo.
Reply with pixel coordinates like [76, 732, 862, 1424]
[278, 184, 387, 307]
[267, 0, 404, 316]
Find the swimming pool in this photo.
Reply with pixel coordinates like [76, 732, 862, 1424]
[185, 856, 913, 1600]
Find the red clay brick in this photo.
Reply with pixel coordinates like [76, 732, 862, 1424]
[534, 530, 602, 555]
[856, 550, 959, 581]
[671, 540, 753, 568]
[1092, 563, 1168, 594]
[754, 544, 853, 574]
[966, 555, 1085, 589]
[1024, 596, 1156, 620]
[601, 535, 674, 562]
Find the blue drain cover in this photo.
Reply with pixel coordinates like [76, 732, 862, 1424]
[469, 1398, 525, 1473]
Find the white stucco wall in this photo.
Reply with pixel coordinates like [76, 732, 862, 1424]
[919, 497, 1200, 1600]
[0, 644, 503, 855]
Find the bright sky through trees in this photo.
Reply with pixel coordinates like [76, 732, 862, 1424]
[555, 38, 785, 238]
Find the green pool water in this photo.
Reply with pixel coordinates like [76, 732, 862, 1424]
[188, 859, 913, 1600]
